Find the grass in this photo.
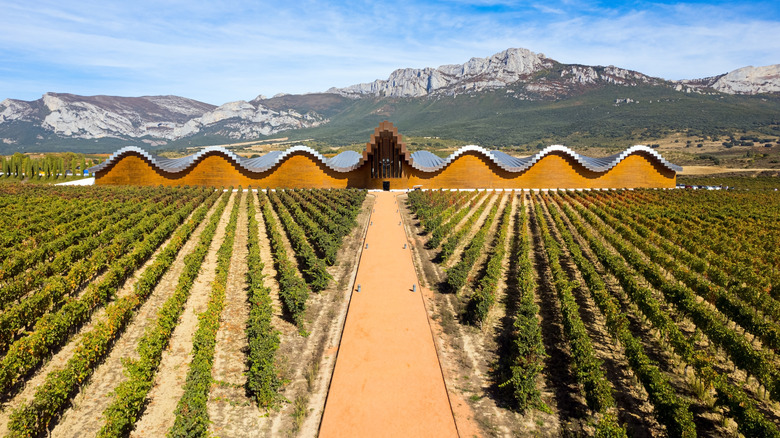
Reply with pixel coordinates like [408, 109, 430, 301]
[290, 394, 308, 434]
[305, 362, 319, 391]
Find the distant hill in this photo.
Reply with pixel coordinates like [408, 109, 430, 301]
[263, 84, 780, 149]
[1, 48, 779, 154]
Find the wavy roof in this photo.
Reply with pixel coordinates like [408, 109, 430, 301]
[408, 144, 682, 173]
[89, 145, 365, 175]
[89, 144, 681, 175]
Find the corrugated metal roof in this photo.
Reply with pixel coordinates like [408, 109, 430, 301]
[88, 145, 366, 174]
[89, 143, 681, 176]
[408, 150, 444, 168]
[409, 144, 682, 173]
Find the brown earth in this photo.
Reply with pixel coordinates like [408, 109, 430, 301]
[130, 191, 237, 437]
[556, 192, 780, 430]
[679, 166, 779, 175]
[534, 194, 663, 436]
[250, 190, 374, 437]
[207, 191, 262, 437]
[0, 195, 206, 438]
[51, 193, 224, 437]
[402, 191, 559, 437]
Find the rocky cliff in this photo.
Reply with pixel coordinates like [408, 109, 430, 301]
[328, 48, 779, 99]
[0, 93, 326, 145]
[328, 48, 554, 97]
[709, 64, 780, 94]
[327, 48, 665, 99]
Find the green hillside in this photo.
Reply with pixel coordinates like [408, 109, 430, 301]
[279, 85, 780, 150]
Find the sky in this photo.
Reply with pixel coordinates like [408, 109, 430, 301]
[1, 0, 778, 105]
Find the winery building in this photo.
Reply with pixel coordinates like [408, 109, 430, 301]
[90, 121, 680, 189]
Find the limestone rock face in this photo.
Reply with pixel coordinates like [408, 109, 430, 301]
[34, 93, 216, 139]
[329, 48, 553, 97]
[0, 98, 37, 123]
[0, 93, 324, 141]
[710, 65, 780, 94]
[329, 47, 779, 99]
[559, 65, 652, 86]
[173, 100, 327, 139]
[328, 48, 666, 99]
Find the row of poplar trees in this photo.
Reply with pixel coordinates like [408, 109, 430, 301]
[0, 153, 92, 180]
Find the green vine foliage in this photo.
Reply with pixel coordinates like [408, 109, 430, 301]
[7, 188, 215, 437]
[169, 189, 242, 437]
[245, 190, 282, 407]
[97, 189, 228, 438]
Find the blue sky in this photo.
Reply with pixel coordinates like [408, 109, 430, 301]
[1, 0, 778, 105]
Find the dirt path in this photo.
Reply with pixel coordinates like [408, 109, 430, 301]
[319, 191, 458, 437]
[130, 191, 236, 437]
[267, 194, 374, 437]
[51, 195, 223, 437]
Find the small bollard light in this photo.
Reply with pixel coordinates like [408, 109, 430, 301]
[398, 221, 401, 226]
[357, 284, 361, 292]
[370, 221, 373, 226]
[412, 284, 417, 292]
[365, 243, 368, 249]
[403, 243, 407, 249]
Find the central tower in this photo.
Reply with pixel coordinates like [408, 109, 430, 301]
[364, 121, 411, 179]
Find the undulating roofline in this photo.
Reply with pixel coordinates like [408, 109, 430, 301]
[408, 144, 682, 173]
[89, 143, 682, 176]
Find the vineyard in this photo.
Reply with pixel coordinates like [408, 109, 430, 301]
[0, 184, 368, 437]
[404, 187, 780, 437]
[2, 181, 780, 437]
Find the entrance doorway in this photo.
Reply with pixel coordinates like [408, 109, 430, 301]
[366, 121, 411, 181]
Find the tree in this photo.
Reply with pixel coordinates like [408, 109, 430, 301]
[70, 155, 78, 178]
[25, 157, 33, 180]
[47, 156, 55, 179]
[11, 153, 25, 179]
[80, 155, 87, 177]
[45, 157, 52, 179]
[30, 158, 39, 179]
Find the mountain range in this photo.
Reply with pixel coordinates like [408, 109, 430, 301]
[1, 48, 779, 153]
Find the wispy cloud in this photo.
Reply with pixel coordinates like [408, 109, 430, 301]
[531, 4, 566, 14]
[0, 0, 778, 104]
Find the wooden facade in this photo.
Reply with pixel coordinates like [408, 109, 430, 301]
[94, 121, 678, 189]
